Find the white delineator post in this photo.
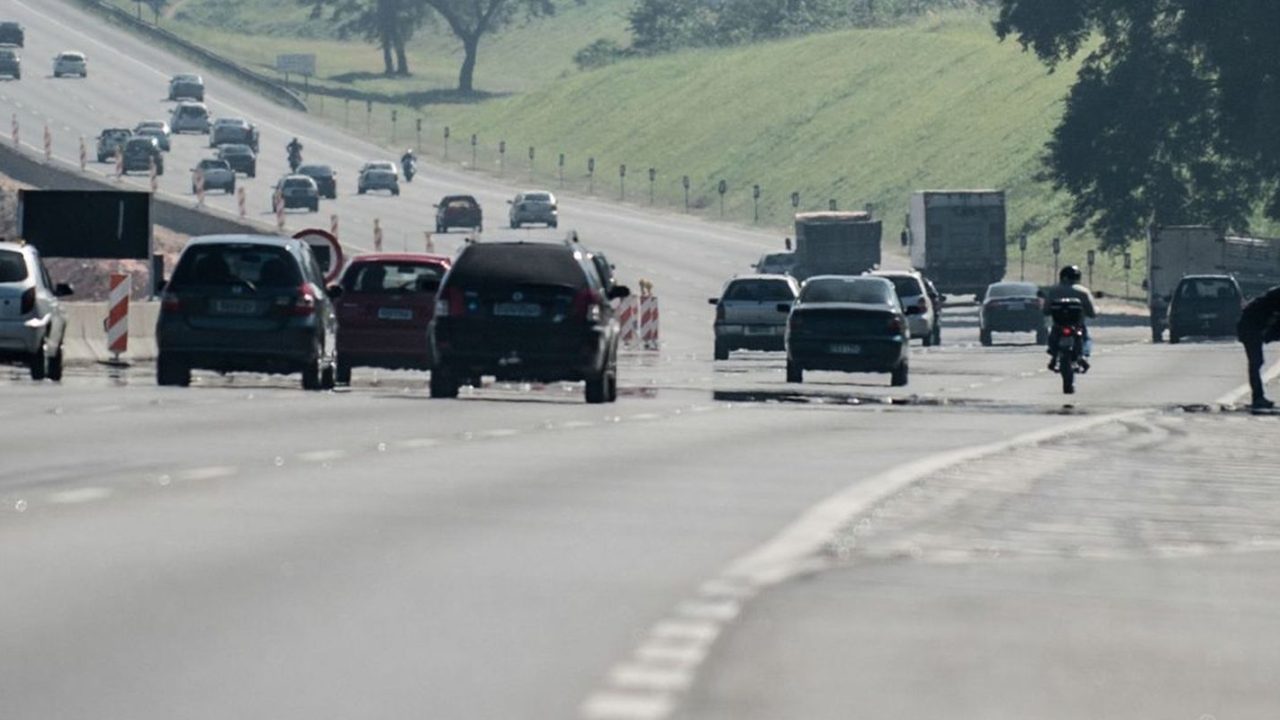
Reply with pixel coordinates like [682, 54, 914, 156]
[10, 113, 17, 147]
[274, 190, 285, 231]
[373, 218, 383, 252]
[424, 231, 435, 253]
[149, 156, 158, 193]
[236, 186, 246, 218]
[105, 273, 130, 361]
[114, 147, 123, 180]
[42, 124, 51, 162]
[330, 214, 339, 238]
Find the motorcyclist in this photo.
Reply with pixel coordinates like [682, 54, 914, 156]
[1237, 285, 1280, 410]
[400, 149, 416, 177]
[1043, 265, 1097, 372]
[286, 137, 303, 169]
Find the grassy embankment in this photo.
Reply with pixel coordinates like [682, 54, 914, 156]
[104, 3, 1156, 296]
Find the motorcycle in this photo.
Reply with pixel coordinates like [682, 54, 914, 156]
[401, 157, 416, 183]
[287, 148, 302, 173]
[1048, 298, 1088, 394]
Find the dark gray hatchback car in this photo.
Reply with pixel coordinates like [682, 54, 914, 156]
[156, 235, 339, 390]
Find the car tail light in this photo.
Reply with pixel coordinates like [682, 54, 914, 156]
[572, 288, 602, 321]
[715, 303, 725, 322]
[888, 317, 903, 334]
[436, 286, 465, 317]
[285, 284, 316, 316]
[1061, 326, 1073, 336]
[160, 291, 182, 313]
[19, 287, 35, 315]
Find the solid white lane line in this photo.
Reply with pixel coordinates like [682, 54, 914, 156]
[297, 449, 348, 463]
[1214, 357, 1280, 406]
[176, 466, 237, 481]
[46, 487, 113, 505]
[581, 691, 673, 720]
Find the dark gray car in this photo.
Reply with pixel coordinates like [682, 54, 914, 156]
[508, 191, 558, 228]
[156, 235, 338, 390]
[0, 48, 20, 79]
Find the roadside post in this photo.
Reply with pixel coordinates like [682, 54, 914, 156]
[330, 213, 339, 238]
[587, 157, 595, 195]
[114, 147, 123, 180]
[390, 109, 398, 144]
[194, 167, 205, 206]
[791, 191, 800, 211]
[558, 153, 565, 188]
[344, 98, 350, 127]
[528, 146, 535, 181]
[648, 168, 656, 205]
[828, 198, 837, 211]
[236, 186, 246, 218]
[365, 99, 372, 133]
[619, 164, 626, 201]
[1124, 251, 1133, 300]
[10, 113, 17, 148]
[415, 118, 422, 151]
[752, 184, 761, 223]
[470, 133, 477, 168]
[443, 126, 450, 160]
[148, 156, 158, 194]
[424, 231, 435, 253]
[682, 175, 690, 212]
[1052, 236, 1062, 281]
[274, 190, 285, 231]
[373, 218, 383, 252]
[1087, 249, 1096, 288]
[498, 140, 506, 176]
[1019, 234, 1028, 281]
[105, 273, 129, 364]
[42, 124, 51, 162]
[718, 180, 727, 217]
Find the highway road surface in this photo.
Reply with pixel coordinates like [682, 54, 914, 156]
[3, 2, 1280, 719]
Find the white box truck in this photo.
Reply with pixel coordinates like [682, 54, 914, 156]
[905, 190, 1007, 297]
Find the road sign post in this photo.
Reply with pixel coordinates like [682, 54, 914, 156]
[1052, 236, 1062, 281]
[619, 164, 626, 201]
[498, 140, 506, 176]
[78, 136, 86, 172]
[390, 109, 398, 144]
[718, 180, 727, 217]
[587, 157, 595, 195]
[528, 146, 535, 181]
[470, 133, 477, 169]
[1087, 249, 1096, 288]
[752, 184, 761, 223]
[416, 118, 422, 151]
[558, 153, 565, 188]
[443, 126, 450, 160]
[791, 191, 800, 210]
[1019, 234, 1028, 281]
[828, 198, 837, 211]
[1124, 251, 1133, 300]
[291, 228, 345, 285]
[682, 175, 690, 212]
[365, 99, 373, 133]
[648, 168, 656, 205]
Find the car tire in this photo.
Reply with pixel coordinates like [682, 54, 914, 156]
[714, 340, 729, 361]
[1035, 328, 1048, 345]
[47, 347, 63, 382]
[585, 364, 613, 404]
[979, 329, 993, 347]
[1151, 326, 1164, 343]
[550, 221, 558, 229]
[786, 359, 802, 384]
[1169, 333, 1181, 345]
[336, 358, 352, 385]
[228, 181, 235, 194]
[249, 168, 256, 178]
[358, 187, 366, 195]
[156, 353, 190, 387]
[310, 200, 319, 212]
[429, 368, 460, 399]
[301, 359, 322, 391]
[28, 339, 47, 381]
[320, 363, 336, 390]
[510, 220, 519, 229]
[436, 223, 445, 233]
[53, 71, 60, 78]
[891, 361, 909, 387]
[392, 188, 400, 196]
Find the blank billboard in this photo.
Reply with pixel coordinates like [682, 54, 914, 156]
[17, 190, 152, 260]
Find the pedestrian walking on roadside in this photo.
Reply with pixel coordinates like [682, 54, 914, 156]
[1237, 285, 1280, 410]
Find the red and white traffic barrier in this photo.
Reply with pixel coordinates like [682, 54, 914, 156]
[424, 231, 435, 253]
[236, 186, 246, 218]
[194, 168, 205, 206]
[114, 148, 123, 179]
[274, 191, 285, 231]
[330, 214, 339, 238]
[42, 124, 51, 162]
[105, 273, 129, 360]
[10, 113, 17, 147]
[78, 136, 86, 172]
[148, 157, 158, 193]
[619, 295, 640, 349]
[373, 218, 383, 252]
[639, 286, 660, 351]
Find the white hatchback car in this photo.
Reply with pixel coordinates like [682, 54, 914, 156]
[170, 102, 211, 134]
[0, 242, 74, 380]
[52, 50, 86, 78]
[869, 270, 942, 346]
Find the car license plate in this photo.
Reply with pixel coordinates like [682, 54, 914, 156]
[493, 302, 543, 318]
[1198, 313, 1219, 320]
[829, 343, 862, 354]
[744, 325, 778, 335]
[378, 307, 413, 321]
[212, 299, 258, 315]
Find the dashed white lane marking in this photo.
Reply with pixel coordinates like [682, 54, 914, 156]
[395, 437, 440, 449]
[176, 466, 237, 482]
[297, 449, 348, 463]
[579, 408, 1150, 720]
[560, 420, 595, 429]
[629, 413, 661, 421]
[478, 428, 520, 439]
[46, 487, 112, 505]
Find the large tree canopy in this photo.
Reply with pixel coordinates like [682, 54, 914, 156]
[995, 0, 1280, 248]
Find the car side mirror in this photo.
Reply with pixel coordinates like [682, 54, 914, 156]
[326, 285, 343, 298]
[607, 285, 630, 300]
[906, 305, 923, 316]
[54, 283, 74, 297]
[937, 294, 947, 303]
[708, 298, 719, 305]
[776, 303, 792, 313]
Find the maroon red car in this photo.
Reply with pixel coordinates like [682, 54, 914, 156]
[334, 253, 452, 384]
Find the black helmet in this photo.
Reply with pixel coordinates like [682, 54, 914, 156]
[1059, 265, 1083, 284]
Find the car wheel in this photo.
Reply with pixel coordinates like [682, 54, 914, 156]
[1151, 326, 1164, 343]
[585, 366, 611, 404]
[891, 361, 909, 387]
[550, 221, 558, 229]
[1169, 333, 1181, 345]
[28, 338, 47, 381]
[392, 188, 400, 196]
[606, 365, 618, 403]
[1035, 328, 1048, 345]
[156, 353, 190, 387]
[47, 347, 63, 382]
[358, 187, 366, 195]
[228, 181, 235, 194]
[436, 223, 445, 233]
[510, 220, 519, 229]
[786, 359, 802, 384]
[429, 368, 460, 399]
[53, 71, 60, 78]
[979, 329, 993, 347]
[249, 168, 256, 178]
[310, 200, 319, 212]
[714, 339, 729, 361]
[301, 359, 322, 391]
[320, 363, 336, 390]
[336, 358, 352, 385]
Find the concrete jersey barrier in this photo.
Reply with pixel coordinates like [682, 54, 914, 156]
[63, 300, 158, 363]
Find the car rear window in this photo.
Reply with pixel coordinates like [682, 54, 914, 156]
[0, 251, 28, 282]
[222, 145, 251, 155]
[987, 282, 1039, 299]
[1178, 279, 1239, 300]
[882, 276, 923, 299]
[299, 165, 331, 176]
[199, 160, 229, 170]
[170, 244, 301, 289]
[800, 278, 892, 304]
[343, 262, 445, 294]
[178, 106, 206, 118]
[284, 178, 312, 189]
[447, 199, 475, 209]
[723, 279, 795, 302]
[524, 193, 553, 203]
[449, 245, 586, 290]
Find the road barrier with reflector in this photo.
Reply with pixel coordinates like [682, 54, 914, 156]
[638, 280, 660, 351]
[619, 296, 640, 349]
[236, 186, 246, 217]
[42, 124, 51, 162]
[104, 273, 129, 361]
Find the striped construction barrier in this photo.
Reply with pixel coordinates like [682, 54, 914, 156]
[618, 295, 640, 349]
[639, 295, 660, 351]
[42, 124, 51, 162]
[105, 273, 129, 360]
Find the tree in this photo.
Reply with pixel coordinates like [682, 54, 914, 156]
[994, 0, 1280, 248]
[423, 0, 554, 92]
[304, 0, 427, 75]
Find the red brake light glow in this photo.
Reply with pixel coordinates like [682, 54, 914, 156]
[287, 284, 317, 316]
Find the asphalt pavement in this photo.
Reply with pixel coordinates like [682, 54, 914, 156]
[2, 2, 1280, 719]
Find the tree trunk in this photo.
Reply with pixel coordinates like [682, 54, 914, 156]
[458, 35, 479, 93]
[381, 39, 394, 75]
[394, 32, 410, 75]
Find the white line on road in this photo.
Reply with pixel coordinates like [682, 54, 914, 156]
[297, 449, 348, 463]
[46, 487, 113, 505]
[176, 466, 237, 481]
[581, 691, 673, 720]
[1214, 357, 1280, 406]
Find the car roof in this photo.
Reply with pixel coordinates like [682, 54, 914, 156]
[298, 164, 333, 172]
[185, 234, 300, 249]
[806, 274, 889, 284]
[0, 241, 35, 257]
[175, 101, 207, 108]
[441, 194, 477, 202]
[870, 270, 922, 279]
[220, 143, 252, 152]
[728, 273, 795, 282]
[172, 73, 201, 80]
[1180, 274, 1236, 281]
[347, 253, 452, 265]
[281, 174, 316, 183]
[57, 51, 85, 57]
